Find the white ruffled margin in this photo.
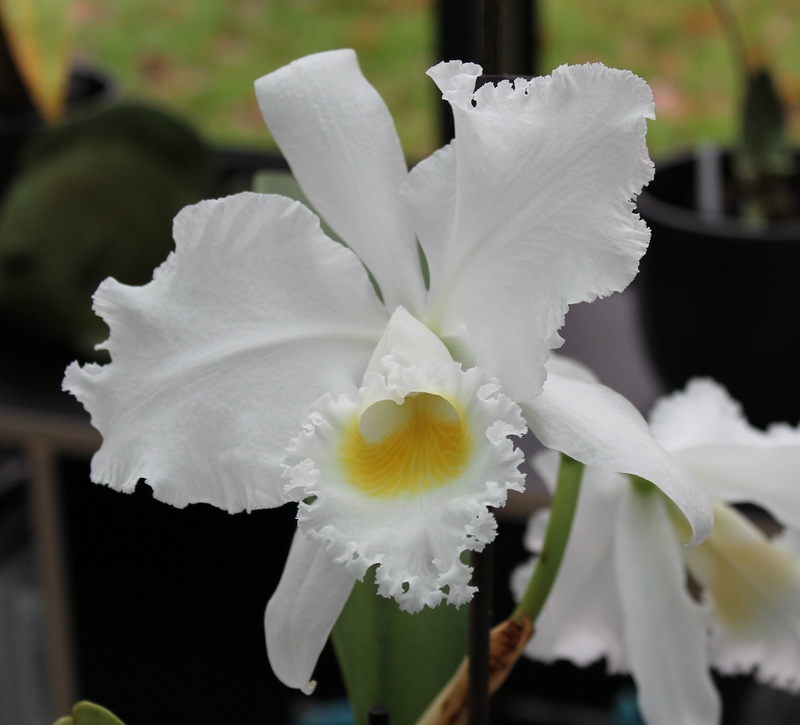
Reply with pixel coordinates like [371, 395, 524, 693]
[282, 309, 526, 612]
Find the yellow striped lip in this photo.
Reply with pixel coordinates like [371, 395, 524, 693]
[339, 392, 471, 497]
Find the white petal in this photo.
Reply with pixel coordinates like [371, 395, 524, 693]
[616, 488, 720, 725]
[418, 62, 655, 402]
[255, 50, 425, 314]
[401, 143, 456, 283]
[64, 192, 387, 512]
[513, 459, 629, 671]
[265, 530, 356, 694]
[523, 371, 713, 546]
[684, 503, 800, 690]
[283, 310, 526, 612]
[678, 445, 800, 530]
[649, 378, 789, 451]
[650, 378, 800, 528]
[544, 353, 599, 384]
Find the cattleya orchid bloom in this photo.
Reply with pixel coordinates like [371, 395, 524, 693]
[63, 50, 712, 694]
[513, 377, 800, 725]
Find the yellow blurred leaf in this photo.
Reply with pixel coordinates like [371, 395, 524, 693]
[0, 0, 70, 121]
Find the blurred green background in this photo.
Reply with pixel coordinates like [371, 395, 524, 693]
[71, 0, 799, 160]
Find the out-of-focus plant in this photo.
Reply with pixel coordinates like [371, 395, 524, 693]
[54, 700, 125, 725]
[712, 0, 796, 220]
[0, 0, 70, 120]
[0, 102, 218, 354]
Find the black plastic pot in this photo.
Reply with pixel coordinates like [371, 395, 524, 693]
[636, 151, 800, 428]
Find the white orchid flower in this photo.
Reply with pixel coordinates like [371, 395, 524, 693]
[63, 50, 712, 695]
[650, 379, 800, 689]
[513, 377, 800, 725]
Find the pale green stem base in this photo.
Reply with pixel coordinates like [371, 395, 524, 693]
[514, 455, 585, 623]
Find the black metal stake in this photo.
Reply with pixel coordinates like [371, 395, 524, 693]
[465, 5, 502, 724]
[480, 0, 503, 75]
[368, 705, 390, 725]
[467, 542, 494, 725]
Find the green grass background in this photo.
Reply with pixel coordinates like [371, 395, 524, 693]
[72, 0, 799, 160]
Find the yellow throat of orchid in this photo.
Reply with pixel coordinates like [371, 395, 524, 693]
[340, 392, 471, 497]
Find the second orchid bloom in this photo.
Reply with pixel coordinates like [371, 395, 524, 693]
[514, 378, 800, 725]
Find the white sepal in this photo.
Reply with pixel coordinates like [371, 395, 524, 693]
[523, 368, 713, 546]
[616, 487, 720, 725]
[265, 530, 356, 694]
[255, 49, 425, 315]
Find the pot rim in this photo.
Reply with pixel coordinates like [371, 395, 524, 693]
[636, 150, 800, 242]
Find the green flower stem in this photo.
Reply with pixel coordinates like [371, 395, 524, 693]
[514, 455, 585, 623]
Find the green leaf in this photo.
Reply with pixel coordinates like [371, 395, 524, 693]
[734, 67, 796, 219]
[53, 700, 126, 725]
[331, 570, 467, 725]
[740, 68, 790, 179]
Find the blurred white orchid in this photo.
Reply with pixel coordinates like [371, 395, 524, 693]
[513, 377, 800, 725]
[64, 50, 712, 694]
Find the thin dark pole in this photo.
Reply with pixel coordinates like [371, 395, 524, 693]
[467, 543, 493, 725]
[466, 5, 502, 723]
[480, 0, 503, 75]
[368, 705, 389, 725]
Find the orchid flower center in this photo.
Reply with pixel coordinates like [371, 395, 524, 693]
[682, 503, 797, 633]
[339, 393, 471, 497]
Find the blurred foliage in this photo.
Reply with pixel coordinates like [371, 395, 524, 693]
[736, 66, 795, 219]
[542, 0, 799, 157]
[67, 0, 799, 159]
[708, 0, 797, 220]
[0, 102, 217, 354]
[332, 568, 467, 725]
[71, 0, 436, 159]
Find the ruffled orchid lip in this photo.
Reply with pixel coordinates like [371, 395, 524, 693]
[281, 309, 527, 613]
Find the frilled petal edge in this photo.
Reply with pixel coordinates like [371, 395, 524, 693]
[64, 192, 387, 512]
[283, 309, 527, 612]
[416, 62, 654, 403]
